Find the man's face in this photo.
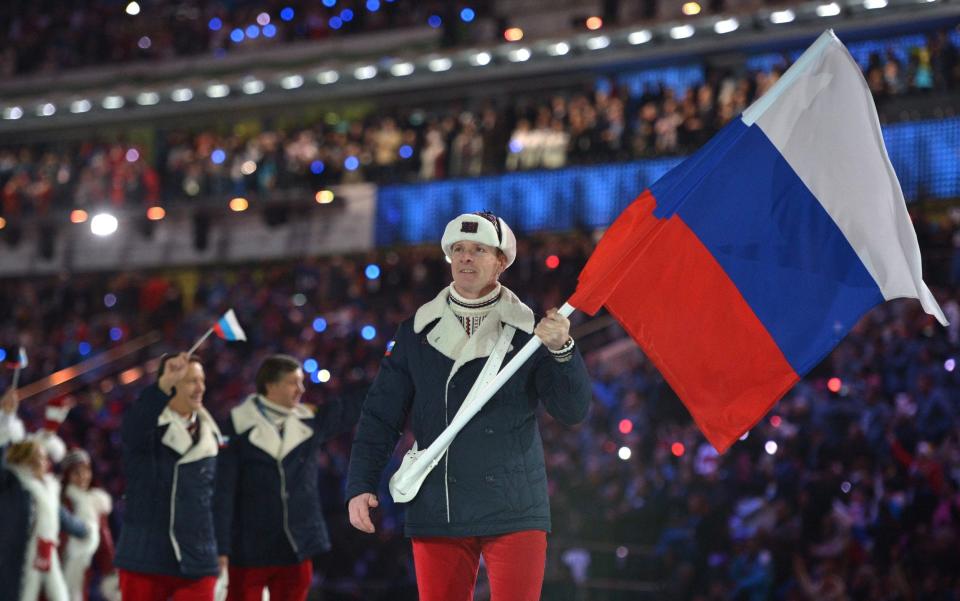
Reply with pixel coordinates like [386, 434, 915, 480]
[171, 362, 206, 413]
[266, 368, 305, 409]
[449, 240, 505, 298]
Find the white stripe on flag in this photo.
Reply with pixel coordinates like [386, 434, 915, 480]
[221, 309, 248, 341]
[744, 30, 946, 325]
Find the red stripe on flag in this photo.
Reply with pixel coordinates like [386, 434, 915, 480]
[575, 191, 799, 452]
[213, 323, 226, 339]
[569, 191, 665, 315]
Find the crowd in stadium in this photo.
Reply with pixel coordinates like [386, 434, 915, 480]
[0, 0, 486, 77]
[1, 29, 957, 219]
[3, 211, 960, 598]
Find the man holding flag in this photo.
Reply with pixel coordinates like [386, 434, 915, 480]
[114, 352, 222, 601]
[346, 211, 592, 601]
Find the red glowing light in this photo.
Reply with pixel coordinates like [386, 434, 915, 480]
[827, 377, 842, 393]
[618, 419, 633, 434]
[545, 255, 560, 269]
[770, 415, 782, 428]
[671, 442, 685, 457]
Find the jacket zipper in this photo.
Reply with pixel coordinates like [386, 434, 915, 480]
[169, 464, 182, 563]
[278, 458, 299, 555]
[444, 379, 451, 523]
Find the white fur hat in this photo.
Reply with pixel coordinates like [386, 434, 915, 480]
[441, 212, 517, 268]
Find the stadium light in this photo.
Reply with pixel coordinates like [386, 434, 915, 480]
[507, 48, 531, 62]
[171, 88, 193, 102]
[816, 2, 841, 17]
[628, 29, 652, 45]
[547, 42, 570, 56]
[102, 96, 125, 109]
[70, 99, 92, 113]
[242, 79, 265, 94]
[90, 213, 119, 236]
[146, 207, 166, 220]
[136, 92, 160, 105]
[206, 83, 230, 98]
[863, 0, 887, 8]
[682, 2, 702, 15]
[125, 2, 141, 16]
[316, 70, 340, 84]
[5, 105, 29, 121]
[390, 62, 415, 76]
[770, 9, 795, 23]
[585, 35, 610, 50]
[354, 65, 377, 80]
[469, 52, 491, 66]
[37, 103, 56, 117]
[670, 24, 695, 39]
[714, 17, 739, 34]
[70, 210, 89, 224]
[280, 74, 304, 89]
[428, 57, 452, 72]
[503, 27, 523, 42]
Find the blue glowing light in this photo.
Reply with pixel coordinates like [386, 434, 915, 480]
[329, 16, 343, 29]
[344, 156, 359, 171]
[361, 326, 377, 340]
[310, 160, 325, 175]
[311, 371, 321, 383]
[230, 28, 245, 43]
[460, 8, 475, 22]
[110, 327, 123, 341]
[78, 342, 91, 356]
[211, 149, 226, 164]
[104, 293, 117, 308]
[398, 144, 413, 159]
[365, 264, 381, 279]
[303, 358, 318, 373]
[312, 317, 328, 333]
[428, 15, 442, 28]
[367, 0, 380, 11]
[208, 17, 223, 31]
[0, 349, 6, 362]
[341, 9, 354, 22]
[263, 24, 277, 37]
[246, 24, 260, 38]
[280, 7, 295, 21]
[322, 0, 336, 6]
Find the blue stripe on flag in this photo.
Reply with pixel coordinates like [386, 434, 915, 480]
[656, 121, 884, 375]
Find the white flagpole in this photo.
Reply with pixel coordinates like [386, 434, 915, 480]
[187, 327, 214, 356]
[11, 366, 21, 389]
[390, 303, 576, 502]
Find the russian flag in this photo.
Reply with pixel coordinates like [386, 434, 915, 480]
[568, 31, 946, 453]
[213, 309, 247, 342]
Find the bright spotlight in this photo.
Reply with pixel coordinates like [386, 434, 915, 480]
[91, 213, 119, 236]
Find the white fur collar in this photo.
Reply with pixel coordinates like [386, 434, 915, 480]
[157, 406, 222, 464]
[414, 284, 534, 334]
[10, 467, 61, 539]
[413, 284, 534, 379]
[230, 395, 314, 459]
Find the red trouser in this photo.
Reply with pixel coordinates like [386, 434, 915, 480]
[227, 559, 313, 601]
[118, 569, 216, 601]
[412, 530, 547, 601]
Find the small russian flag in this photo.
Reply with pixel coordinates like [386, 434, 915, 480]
[4, 346, 28, 368]
[213, 309, 247, 342]
[384, 340, 396, 357]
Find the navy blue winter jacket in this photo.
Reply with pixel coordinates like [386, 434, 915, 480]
[346, 287, 592, 538]
[214, 393, 361, 566]
[114, 384, 221, 578]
